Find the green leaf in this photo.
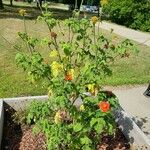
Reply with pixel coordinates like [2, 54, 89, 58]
[94, 123, 103, 133]
[73, 123, 83, 132]
[82, 145, 92, 150]
[90, 118, 98, 127]
[80, 136, 92, 145]
[66, 133, 71, 141]
[108, 123, 115, 135]
[27, 113, 33, 124]
[94, 118, 106, 133]
[62, 43, 72, 56]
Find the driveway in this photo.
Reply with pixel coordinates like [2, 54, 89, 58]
[107, 85, 150, 139]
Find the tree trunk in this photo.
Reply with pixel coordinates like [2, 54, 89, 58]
[98, 1, 100, 17]
[10, 0, 13, 6]
[37, 0, 42, 8]
[0, 0, 4, 9]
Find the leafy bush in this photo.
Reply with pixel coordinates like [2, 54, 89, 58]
[103, 0, 150, 32]
[15, 6, 138, 150]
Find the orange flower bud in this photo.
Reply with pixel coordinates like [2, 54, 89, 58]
[51, 32, 57, 39]
[91, 16, 99, 25]
[105, 91, 114, 97]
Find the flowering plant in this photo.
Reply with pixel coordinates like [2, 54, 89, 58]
[15, 7, 138, 150]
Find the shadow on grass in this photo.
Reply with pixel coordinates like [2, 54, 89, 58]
[0, 4, 72, 20]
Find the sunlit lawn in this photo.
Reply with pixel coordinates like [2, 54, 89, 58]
[0, 11, 150, 98]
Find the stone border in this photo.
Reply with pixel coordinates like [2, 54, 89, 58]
[114, 107, 150, 149]
[2, 95, 48, 111]
[0, 100, 4, 148]
[0, 95, 150, 149]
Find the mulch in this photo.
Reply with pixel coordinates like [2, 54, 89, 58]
[2, 108, 130, 150]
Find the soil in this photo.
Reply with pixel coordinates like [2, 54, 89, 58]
[1, 107, 130, 150]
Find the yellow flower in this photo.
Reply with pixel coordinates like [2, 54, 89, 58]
[19, 9, 26, 16]
[100, 0, 108, 6]
[49, 50, 58, 58]
[87, 84, 99, 96]
[51, 61, 63, 77]
[87, 84, 95, 94]
[68, 69, 74, 78]
[47, 88, 53, 97]
[54, 111, 62, 124]
[91, 16, 99, 25]
[80, 105, 85, 111]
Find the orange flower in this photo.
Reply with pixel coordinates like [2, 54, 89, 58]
[65, 69, 74, 81]
[65, 74, 73, 81]
[51, 32, 57, 39]
[98, 101, 110, 112]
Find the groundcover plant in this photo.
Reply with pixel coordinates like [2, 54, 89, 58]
[15, 5, 138, 150]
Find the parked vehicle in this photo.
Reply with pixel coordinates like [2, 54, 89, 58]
[80, 5, 98, 13]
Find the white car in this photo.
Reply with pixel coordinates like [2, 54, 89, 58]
[81, 5, 98, 13]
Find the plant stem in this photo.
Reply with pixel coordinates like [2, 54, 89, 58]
[83, 25, 86, 50]
[93, 25, 96, 45]
[54, 38, 62, 62]
[71, 32, 74, 43]
[23, 17, 27, 33]
[69, 26, 71, 43]
[23, 16, 32, 54]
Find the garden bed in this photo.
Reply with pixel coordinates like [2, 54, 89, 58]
[2, 106, 129, 150]
[0, 96, 150, 150]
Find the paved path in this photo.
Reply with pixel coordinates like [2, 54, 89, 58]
[107, 85, 150, 139]
[97, 21, 150, 46]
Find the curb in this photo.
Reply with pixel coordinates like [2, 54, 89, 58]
[115, 107, 150, 149]
[0, 100, 4, 148]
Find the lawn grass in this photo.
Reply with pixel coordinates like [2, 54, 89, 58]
[0, 10, 150, 98]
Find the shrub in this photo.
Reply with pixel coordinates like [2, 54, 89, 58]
[103, 0, 150, 32]
[15, 7, 138, 150]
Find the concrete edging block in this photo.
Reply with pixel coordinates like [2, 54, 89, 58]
[0, 100, 4, 148]
[114, 107, 150, 149]
[2, 95, 48, 111]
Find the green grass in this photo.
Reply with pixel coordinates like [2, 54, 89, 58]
[0, 12, 150, 98]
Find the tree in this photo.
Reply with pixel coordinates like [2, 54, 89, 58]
[37, 0, 42, 8]
[10, 0, 13, 6]
[0, 0, 4, 9]
[103, 0, 150, 32]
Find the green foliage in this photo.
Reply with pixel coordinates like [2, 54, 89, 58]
[15, 7, 138, 149]
[15, 52, 51, 83]
[103, 0, 150, 32]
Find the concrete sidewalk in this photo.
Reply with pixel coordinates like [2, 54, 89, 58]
[97, 21, 150, 46]
[110, 85, 150, 139]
